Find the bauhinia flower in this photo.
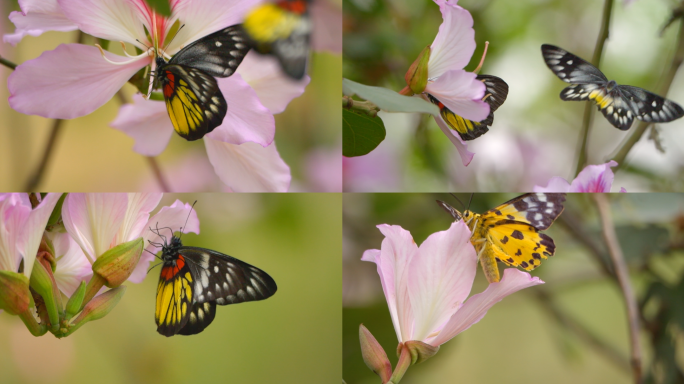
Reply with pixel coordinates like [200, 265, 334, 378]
[361, 221, 543, 378]
[534, 160, 627, 192]
[48, 231, 92, 297]
[405, 0, 490, 166]
[3, 0, 78, 45]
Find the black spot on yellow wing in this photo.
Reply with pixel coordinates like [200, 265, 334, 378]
[511, 230, 524, 240]
[426, 74, 509, 141]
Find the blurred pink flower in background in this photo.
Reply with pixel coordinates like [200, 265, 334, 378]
[302, 145, 342, 192]
[310, 0, 342, 54]
[362, 221, 544, 347]
[535, 160, 626, 192]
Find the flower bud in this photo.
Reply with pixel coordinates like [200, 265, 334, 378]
[0, 271, 31, 315]
[61, 286, 126, 337]
[398, 340, 440, 365]
[29, 258, 61, 332]
[404, 45, 431, 94]
[92, 238, 144, 288]
[65, 281, 87, 320]
[359, 324, 392, 382]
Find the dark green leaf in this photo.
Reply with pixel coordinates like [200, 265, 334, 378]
[145, 0, 171, 17]
[343, 109, 386, 157]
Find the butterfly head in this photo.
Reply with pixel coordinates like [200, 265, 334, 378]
[160, 235, 184, 264]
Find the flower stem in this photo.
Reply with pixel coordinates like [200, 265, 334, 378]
[388, 344, 412, 384]
[610, 13, 684, 169]
[573, 0, 614, 177]
[0, 55, 17, 70]
[146, 157, 170, 191]
[24, 119, 64, 191]
[593, 194, 642, 384]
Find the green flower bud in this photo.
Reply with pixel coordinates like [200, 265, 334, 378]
[398, 340, 440, 365]
[62, 286, 126, 337]
[359, 324, 392, 383]
[65, 281, 87, 320]
[92, 238, 144, 288]
[0, 271, 31, 315]
[405, 45, 431, 95]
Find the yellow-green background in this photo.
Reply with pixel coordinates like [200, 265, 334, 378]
[343, 193, 684, 384]
[0, 193, 342, 384]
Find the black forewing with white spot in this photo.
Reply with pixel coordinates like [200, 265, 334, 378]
[479, 75, 509, 113]
[541, 44, 607, 84]
[169, 25, 250, 78]
[180, 247, 278, 307]
[177, 301, 217, 336]
[487, 193, 566, 230]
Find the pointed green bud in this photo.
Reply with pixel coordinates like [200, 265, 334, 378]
[29, 259, 61, 333]
[92, 238, 144, 288]
[359, 324, 392, 382]
[62, 286, 126, 337]
[65, 281, 87, 320]
[405, 45, 431, 94]
[398, 340, 440, 365]
[0, 270, 31, 315]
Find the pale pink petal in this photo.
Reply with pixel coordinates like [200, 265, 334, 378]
[62, 194, 129, 263]
[569, 160, 618, 192]
[620, 187, 627, 192]
[305, 146, 343, 192]
[204, 138, 291, 192]
[432, 269, 544, 346]
[0, 194, 32, 273]
[168, 0, 260, 54]
[237, 53, 310, 114]
[434, 114, 475, 166]
[428, 1, 475, 78]
[57, 0, 150, 47]
[4, 9, 78, 45]
[114, 193, 163, 244]
[205, 74, 275, 146]
[51, 232, 92, 297]
[534, 176, 571, 192]
[425, 70, 488, 121]
[19, 193, 61, 279]
[110, 94, 175, 156]
[8, 44, 150, 119]
[310, 0, 342, 54]
[129, 200, 200, 283]
[361, 249, 381, 263]
[408, 220, 476, 342]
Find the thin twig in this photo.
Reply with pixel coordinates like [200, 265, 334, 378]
[574, 0, 615, 177]
[593, 194, 642, 384]
[0, 55, 17, 70]
[611, 14, 684, 169]
[24, 119, 64, 191]
[556, 208, 615, 280]
[343, 96, 380, 117]
[146, 157, 170, 192]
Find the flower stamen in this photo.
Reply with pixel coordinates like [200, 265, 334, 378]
[94, 44, 148, 66]
[472, 41, 489, 74]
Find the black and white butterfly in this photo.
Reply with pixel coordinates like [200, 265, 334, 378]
[541, 44, 684, 130]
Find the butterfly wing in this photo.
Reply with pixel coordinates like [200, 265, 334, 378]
[158, 64, 227, 141]
[559, 83, 636, 130]
[484, 220, 557, 270]
[483, 193, 566, 230]
[541, 44, 608, 84]
[177, 301, 217, 336]
[156, 254, 195, 337]
[244, 1, 311, 79]
[169, 25, 250, 78]
[427, 75, 509, 141]
[617, 85, 684, 125]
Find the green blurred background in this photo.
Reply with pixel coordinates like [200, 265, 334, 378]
[343, 0, 684, 192]
[344, 193, 684, 383]
[0, 0, 341, 191]
[0, 193, 341, 384]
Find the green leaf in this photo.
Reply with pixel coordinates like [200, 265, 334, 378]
[343, 78, 439, 116]
[145, 0, 171, 17]
[343, 109, 386, 157]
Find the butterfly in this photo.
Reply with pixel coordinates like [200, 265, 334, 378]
[151, 222, 277, 337]
[427, 75, 509, 140]
[437, 193, 566, 283]
[541, 44, 684, 130]
[155, 25, 251, 141]
[243, 0, 311, 80]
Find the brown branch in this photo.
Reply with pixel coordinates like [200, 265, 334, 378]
[146, 157, 170, 192]
[24, 119, 64, 191]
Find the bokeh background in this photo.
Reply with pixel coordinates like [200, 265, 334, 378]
[0, 0, 341, 192]
[343, 0, 684, 192]
[0, 193, 341, 384]
[344, 193, 684, 383]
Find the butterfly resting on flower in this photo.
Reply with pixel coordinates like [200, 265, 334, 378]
[437, 193, 565, 283]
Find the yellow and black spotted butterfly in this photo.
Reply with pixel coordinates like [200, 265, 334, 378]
[437, 193, 565, 283]
[243, 0, 311, 80]
[155, 25, 251, 141]
[427, 75, 509, 141]
[151, 223, 277, 337]
[541, 44, 684, 130]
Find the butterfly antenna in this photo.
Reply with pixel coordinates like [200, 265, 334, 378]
[466, 193, 474, 211]
[147, 261, 163, 273]
[179, 200, 197, 241]
[449, 193, 465, 210]
[159, 24, 186, 58]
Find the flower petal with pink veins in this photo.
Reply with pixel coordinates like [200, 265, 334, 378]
[0, 194, 32, 273]
[4, 7, 77, 45]
[130, 200, 200, 283]
[57, 0, 149, 47]
[50, 232, 92, 297]
[533, 176, 571, 192]
[114, 193, 163, 245]
[432, 269, 544, 346]
[204, 138, 291, 192]
[428, 1, 475, 78]
[8, 44, 149, 119]
[434, 115, 475, 166]
[20, 193, 61, 279]
[408, 221, 476, 342]
[425, 69, 488, 122]
[110, 94, 175, 156]
[569, 160, 618, 192]
[205, 74, 275, 146]
[237, 53, 310, 114]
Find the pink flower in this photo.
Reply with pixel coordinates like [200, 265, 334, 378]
[421, 0, 489, 166]
[534, 160, 626, 192]
[3, 0, 78, 45]
[0, 193, 61, 278]
[47, 231, 91, 296]
[61, 193, 199, 283]
[362, 221, 543, 346]
[110, 53, 306, 192]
